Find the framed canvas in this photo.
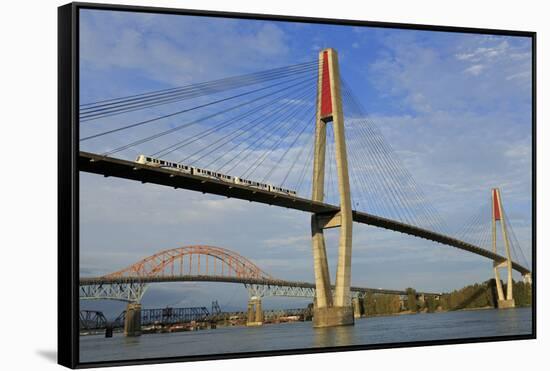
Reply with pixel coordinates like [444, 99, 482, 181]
[58, 2, 536, 368]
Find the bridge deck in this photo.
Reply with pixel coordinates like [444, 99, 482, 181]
[79, 151, 530, 275]
[78, 275, 440, 296]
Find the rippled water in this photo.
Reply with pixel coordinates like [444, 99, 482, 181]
[80, 307, 532, 363]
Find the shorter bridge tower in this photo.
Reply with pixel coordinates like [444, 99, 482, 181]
[491, 188, 515, 309]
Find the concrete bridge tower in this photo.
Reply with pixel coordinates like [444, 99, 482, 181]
[311, 48, 354, 327]
[491, 188, 516, 309]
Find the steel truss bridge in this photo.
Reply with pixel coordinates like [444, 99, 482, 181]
[79, 307, 312, 331]
[80, 307, 211, 330]
[80, 245, 439, 303]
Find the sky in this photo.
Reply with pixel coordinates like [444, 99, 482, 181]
[78, 9, 533, 317]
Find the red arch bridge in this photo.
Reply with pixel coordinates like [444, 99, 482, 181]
[79, 245, 440, 303]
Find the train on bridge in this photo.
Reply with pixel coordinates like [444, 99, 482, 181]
[136, 155, 297, 196]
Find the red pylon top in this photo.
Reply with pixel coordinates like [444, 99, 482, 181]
[320, 50, 333, 119]
[492, 188, 501, 221]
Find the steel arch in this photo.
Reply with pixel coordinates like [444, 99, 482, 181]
[106, 245, 272, 280]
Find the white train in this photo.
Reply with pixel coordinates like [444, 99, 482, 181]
[135, 155, 297, 196]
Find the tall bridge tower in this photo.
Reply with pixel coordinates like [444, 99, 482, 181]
[311, 48, 354, 327]
[491, 188, 516, 309]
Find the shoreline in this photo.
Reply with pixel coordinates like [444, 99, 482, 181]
[80, 305, 532, 336]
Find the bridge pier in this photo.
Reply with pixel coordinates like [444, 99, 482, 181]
[246, 297, 264, 326]
[497, 298, 516, 309]
[124, 302, 142, 337]
[352, 297, 362, 319]
[523, 273, 532, 285]
[310, 48, 354, 328]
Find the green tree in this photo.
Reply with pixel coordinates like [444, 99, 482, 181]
[425, 296, 437, 313]
[362, 292, 376, 316]
[406, 288, 417, 312]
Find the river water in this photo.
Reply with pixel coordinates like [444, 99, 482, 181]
[80, 307, 532, 363]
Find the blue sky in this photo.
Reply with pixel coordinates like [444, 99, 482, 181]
[78, 9, 532, 316]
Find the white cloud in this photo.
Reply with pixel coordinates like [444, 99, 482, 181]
[464, 64, 484, 75]
[80, 10, 291, 96]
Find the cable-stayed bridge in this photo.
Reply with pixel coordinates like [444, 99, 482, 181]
[79, 48, 532, 332]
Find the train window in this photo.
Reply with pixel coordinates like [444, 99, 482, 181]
[146, 157, 151, 161]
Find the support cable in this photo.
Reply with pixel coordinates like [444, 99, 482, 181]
[82, 74, 315, 143]
[98, 76, 315, 156]
[80, 60, 317, 107]
[184, 87, 316, 168]
[80, 62, 319, 121]
[152, 78, 316, 159]
[341, 80, 448, 232]
[261, 110, 316, 184]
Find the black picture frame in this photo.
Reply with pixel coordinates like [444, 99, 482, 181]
[58, 2, 537, 368]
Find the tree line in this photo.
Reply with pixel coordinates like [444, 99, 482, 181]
[357, 279, 531, 317]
